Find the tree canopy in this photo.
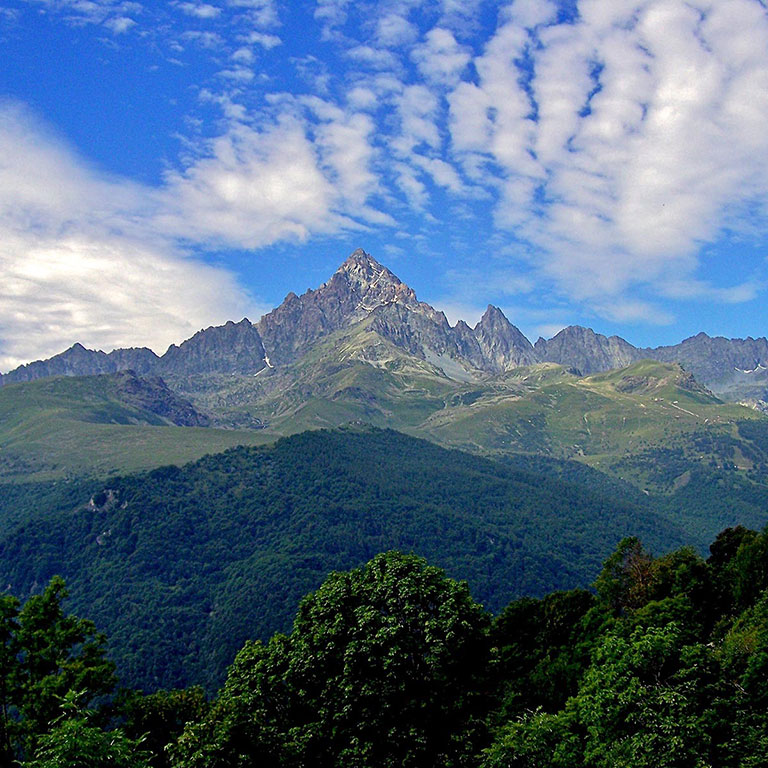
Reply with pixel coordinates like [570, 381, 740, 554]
[5, 525, 768, 767]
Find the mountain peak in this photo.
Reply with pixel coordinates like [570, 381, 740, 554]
[338, 248, 379, 270]
[330, 249, 417, 310]
[535, 325, 641, 375]
[472, 305, 537, 371]
[336, 248, 392, 282]
[477, 304, 508, 327]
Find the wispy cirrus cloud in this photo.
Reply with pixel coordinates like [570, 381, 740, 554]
[25, 0, 144, 32]
[445, 0, 768, 307]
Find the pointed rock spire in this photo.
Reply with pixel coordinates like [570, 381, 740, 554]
[473, 305, 537, 371]
[333, 249, 415, 305]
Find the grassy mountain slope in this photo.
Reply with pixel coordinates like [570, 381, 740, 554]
[167, 327, 768, 491]
[0, 375, 273, 482]
[0, 426, 685, 692]
[4, 325, 767, 494]
[419, 360, 763, 482]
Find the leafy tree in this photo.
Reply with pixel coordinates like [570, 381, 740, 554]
[120, 687, 209, 768]
[481, 704, 582, 768]
[727, 528, 768, 612]
[594, 536, 655, 614]
[717, 591, 768, 766]
[0, 577, 115, 763]
[0, 595, 19, 765]
[171, 551, 492, 768]
[707, 525, 757, 571]
[577, 621, 715, 767]
[491, 589, 599, 718]
[26, 690, 149, 768]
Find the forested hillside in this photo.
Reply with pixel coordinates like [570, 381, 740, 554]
[5, 529, 768, 767]
[0, 426, 684, 691]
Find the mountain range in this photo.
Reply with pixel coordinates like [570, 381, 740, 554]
[3, 249, 767, 409]
[2, 248, 768, 498]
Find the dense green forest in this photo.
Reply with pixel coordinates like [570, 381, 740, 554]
[4, 527, 768, 767]
[0, 426, 690, 692]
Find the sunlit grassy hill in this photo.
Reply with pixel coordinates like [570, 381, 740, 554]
[0, 374, 272, 482]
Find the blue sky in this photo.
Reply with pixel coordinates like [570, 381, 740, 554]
[1, 0, 768, 371]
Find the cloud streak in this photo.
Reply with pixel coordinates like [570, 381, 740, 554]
[446, 0, 768, 304]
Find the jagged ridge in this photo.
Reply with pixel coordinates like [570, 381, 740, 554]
[2, 249, 768, 404]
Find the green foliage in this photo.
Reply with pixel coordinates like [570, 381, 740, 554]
[120, 687, 210, 768]
[0, 427, 683, 691]
[26, 691, 150, 768]
[491, 589, 599, 718]
[577, 623, 714, 767]
[171, 552, 491, 768]
[485, 528, 768, 768]
[594, 537, 655, 613]
[481, 705, 581, 768]
[13, 578, 116, 741]
[5, 531, 768, 767]
[27, 718, 149, 768]
[0, 578, 116, 765]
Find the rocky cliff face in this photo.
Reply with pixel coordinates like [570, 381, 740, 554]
[255, 249, 442, 365]
[650, 333, 768, 385]
[110, 370, 210, 426]
[473, 305, 538, 371]
[534, 326, 643, 375]
[2, 344, 159, 385]
[161, 319, 266, 376]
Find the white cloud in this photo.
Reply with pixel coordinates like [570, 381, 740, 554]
[227, 0, 278, 28]
[534, 323, 567, 340]
[30, 0, 144, 32]
[314, 0, 351, 38]
[232, 46, 254, 63]
[444, 0, 768, 311]
[105, 15, 136, 33]
[659, 277, 762, 304]
[346, 87, 378, 110]
[244, 30, 281, 48]
[412, 154, 465, 193]
[219, 66, 255, 81]
[0, 232, 256, 371]
[177, 2, 221, 19]
[180, 29, 225, 49]
[593, 298, 674, 325]
[158, 118, 343, 247]
[346, 45, 401, 71]
[376, 13, 418, 47]
[0, 104, 259, 371]
[393, 162, 428, 208]
[412, 28, 471, 86]
[503, 0, 557, 29]
[392, 84, 440, 156]
[315, 112, 383, 212]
